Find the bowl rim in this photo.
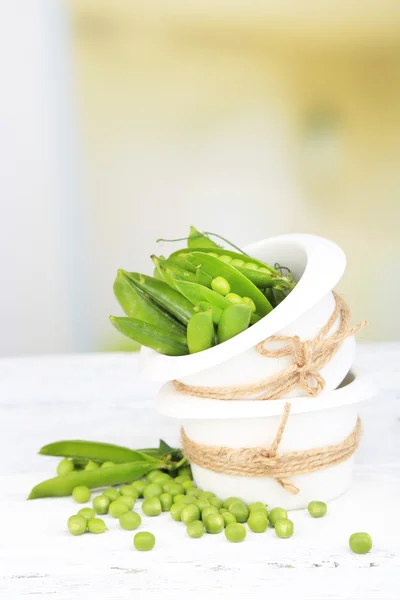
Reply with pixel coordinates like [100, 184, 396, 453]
[157, 367, 378, 420]
[140, 233, 346, 382]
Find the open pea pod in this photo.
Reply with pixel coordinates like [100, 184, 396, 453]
[114, 270, 185, 334]
[187, 226, 221, 249]
[124, 272, 195, 325]
[151, 255, 198, 289]
[110, 316, 189, 356]
[184, 252, 273, 317]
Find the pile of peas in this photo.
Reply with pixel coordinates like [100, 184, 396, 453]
[64, 460, 372, 554]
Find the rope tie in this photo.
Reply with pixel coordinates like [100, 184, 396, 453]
[174, 292, 368, 401]
[181, 402, 362, 495]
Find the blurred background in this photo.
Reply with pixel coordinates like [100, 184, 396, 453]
[1, 0, 399, 356]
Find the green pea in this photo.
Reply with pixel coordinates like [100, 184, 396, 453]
[146, 470, 165, 483]
[78, 507, 96, 520]
[109, 500, 129, 518]
[349, 532, 373, 554]
[245, 263, 257, 270]
[174, 475, 191, 485]
[57, 458, 74, 476]
[248, 502, 268, 514]
[132, 480, 148, 497]
[209, 497, 223, 510]
[170, 503, 185, 521]
[204, 513, 224, 534]
[225, 523, 246, 543]
[211, 276, 231, 296]
[186, 520, 205, 538]
[159, 493, 173, 511]
[142, 497, 162, 517]
[219, 255, 233, 264]
[230, 259, 245, 268]
[92, 495, 110, 515]
[173, 494, 186, 504]
[222, 512, 237, 527]
[181, 504, 201, 525]
[223, 497, 242, 509]
[307, 501, 327, 518]
[248, 511, 268, 533]
[143, 483, 163, 500]
[163, 482, 185, 496]
[225, 293, 243, 305]
[269, 507, 287, 527]
[275, 518, 294, 539]
[187, 309, 215, 354]
[182, 480, 196, 491]
[84, 461, 99, 471]
[101, 461, 115, 469]
[119, 495, 135, 510]
[195, 499, 211, 512]
[103, 488, 120, 502]
[178, 466, 193, 478]
[241, 297, 256, 313]
[87, 518, 107, 534]
[134, 531, 156, 551]
[119, 485, 139, 499]
[186, 487, 201, 497]
[72, 486, 91, 504]
[67, 515, 87, 536]
[201, 506, 219, 522]
[198, 491, 214, 500]
[228, 501, 249, 523]
[119, 511, 141, 531]
[219, 508, 228, 514]
[151, 473, 172, 484]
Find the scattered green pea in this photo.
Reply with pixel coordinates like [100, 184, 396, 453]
[92, 495, 110, 515]
[186, 520, 205, 538]
[84, 461, 99, 471]
[241, 297, 256, 313]
[78, 507, 96, 520]
[120, 485, 139, 499]
[170, 503, 185, 521]
[269, 507, 287, 527]
[177, 466, 192, 479]
[119, 511, 141, 531]
[181, 504, 201, 525]
[228, 501, 249, 523]
[198, 491, 214, 500]
[163, 482, 185, 496]
[72, 486, 91, 504]
[57, 458, 74, 476]
[103, 488, 120, 502]
[209, 497, 223, 510]
[87, 518, 107, 534]
[211, 276, 231, 296]
[248, 511, 268, 533]
[174, 475, 191, 485]
[275, 518, 294, 539]
[159, 492, 173, 511]
[248, 502, 268, 514]
[151, 473, 172, 484]
[182, 480, 196, 491]
[142, 497, 162, 517]
[223, 497, 242, 509]
[119, 495, 135, 510]
[195, 499, 211, 512]
[132, 480, 147, 497]
[225, 293, 243, 305]
[109, 499, 129, 518]
[173, 494, 186, 504]
[225, 523, 246, 543]
[146, 469, 165, 483]
[186, 487, 201, 497]
[201, 506, 219, 522]
[134, 531, 155, 551]
[101, 461, 115, 469]
[204, 513, 224, 534]
[307, 501, 327, 518]
[222, 511, 237, 527]
[143, 483, 163, 500]
[349, 532, 373, 554]
[67, 515, 87, 536]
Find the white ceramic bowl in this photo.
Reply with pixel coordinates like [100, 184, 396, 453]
[140, 233, 355, 398]
[158, 368, 377, 509]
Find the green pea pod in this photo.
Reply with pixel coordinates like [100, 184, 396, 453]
[185, 253, 273, 316]
[273, 288, 287, 306]
[195, 302, 223, 325]
[151, 256, 198, 290]
[28, 460, 162, 499]
[124, 272, 195, 325]
[39, 440, 162, 464]
[218, 304, 252, 343]
[264, 288, 276, 307]
[110, 316, 189, 356]
[188, 226, 221, 249]
[187, 309, 215, 354]
[114, 270, 185, 334]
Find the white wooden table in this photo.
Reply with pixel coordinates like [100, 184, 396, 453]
[1, 344, 399, 599]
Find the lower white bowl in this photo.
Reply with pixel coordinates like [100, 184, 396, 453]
[157, 368, 377, 509]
